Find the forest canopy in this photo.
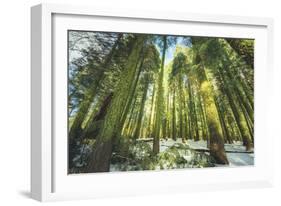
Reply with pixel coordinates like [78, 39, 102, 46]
[68, 31, 254, 173]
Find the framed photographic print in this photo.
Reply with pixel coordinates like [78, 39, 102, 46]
[31, 3, 274, 201]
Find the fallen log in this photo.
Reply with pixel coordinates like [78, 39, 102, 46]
[193, 148, 254, 154]
[136, 138, 153, 142]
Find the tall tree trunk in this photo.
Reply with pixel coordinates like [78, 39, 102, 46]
[69, 34, 123, 141]
[148, 84, 156, 138]
[153, 36, 167, 154]
[120, 54, 145, 126]
[187, 80, 193, 139]
[133, 74, 149, 139]
[165, 92, 170, 139]
[224, 64, 254, 124]
[81, 93, 114, 140]
[86, 35, 146, 172]
[217, 68, 253, 151]
[122, 95, 137, 136]
[186, 82, 192, 140]
[177, 71, 185, 142]
[196, 64, 229, 164]
[198, 94, 208, 141]
[192, 94, 200, 141]
[183, 87, 190, 140]
[214, 97, 232, 144]
[172, 85, 177, 141]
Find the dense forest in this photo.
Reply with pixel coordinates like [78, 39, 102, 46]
[68, 31, 254, 173]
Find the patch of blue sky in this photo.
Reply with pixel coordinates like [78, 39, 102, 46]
[155, 36, 191, 65]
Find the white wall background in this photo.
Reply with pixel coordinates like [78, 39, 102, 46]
[0, 0, 280, 205]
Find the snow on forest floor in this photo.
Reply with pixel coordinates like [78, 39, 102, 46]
[159, 139, 254, 166]
[109, 138, 254, 172]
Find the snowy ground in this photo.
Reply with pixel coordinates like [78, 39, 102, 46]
[159, 139, 254, 166]
[109, 138, 254, 172]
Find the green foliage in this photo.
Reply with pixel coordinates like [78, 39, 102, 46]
[68, 31, 254, 172]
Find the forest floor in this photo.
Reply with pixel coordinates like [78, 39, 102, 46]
[109, 138, 254, 172]
[159, 139, 254, 166]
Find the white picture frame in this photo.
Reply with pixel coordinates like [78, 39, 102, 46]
[31, 3, 274, 202]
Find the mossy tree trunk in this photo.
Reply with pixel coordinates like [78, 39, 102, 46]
[68, 34, 123, 169]
[196, 63, 229, 164]
[86, 35, 146, 172]
[69, 34, 123, 141]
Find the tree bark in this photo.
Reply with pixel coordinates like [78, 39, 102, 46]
[225, 38, 254, 69]
[86, 35, 146, 172]
[133, 74, 149, 139]
[196, 64, 229, 164]
[69, 34, 123, 141]
[217, 68, 253, 151]
[153, 36, 167, 154]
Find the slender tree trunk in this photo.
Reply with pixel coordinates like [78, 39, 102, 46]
[192, 94, 200, 141]
[187, 80, 193, 139]
[198, 94, 207, 141]
[224, 65, 254, 125]
[165, 92, 170, 139]
[217, 68, 253, 151]
[133, 74, 149, 139]
[153, 36, 167, 154]
[122, 96, 137, 136]
[183, 87, 190, 140]
[148, 84, 156, 138]
[214, 97, 232, 144]
[177, 72, 185, 142]
[172, 85, 177, 141]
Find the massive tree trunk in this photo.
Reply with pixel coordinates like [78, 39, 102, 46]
[196, 64, 229, 164]
[86, 35, 146, 172]
[69, 34, 123, 141]
[81, 93, 114, 139]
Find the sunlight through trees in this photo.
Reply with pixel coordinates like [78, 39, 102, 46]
[68, 31, 254, 173]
